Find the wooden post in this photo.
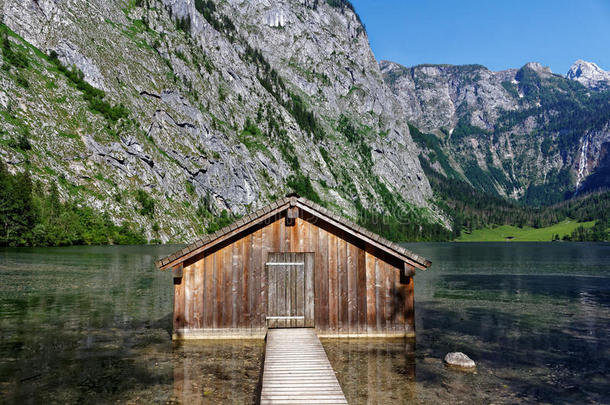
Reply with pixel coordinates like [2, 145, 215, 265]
[286, 206, 298, 226]
[403, 262, 415, 278]
[173, 263, 183, 280]
[173, 263, 184, 337]
[405, 269, 415, 337]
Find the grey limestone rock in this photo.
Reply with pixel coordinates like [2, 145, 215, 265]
[444, 352, 476, 369]
[381, 58, 610, 201]
[0, 0, 439, 241]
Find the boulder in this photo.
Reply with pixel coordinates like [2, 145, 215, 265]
[444, 352, 476, 369]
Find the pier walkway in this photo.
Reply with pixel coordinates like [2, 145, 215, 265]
[260, 328, 348, 404]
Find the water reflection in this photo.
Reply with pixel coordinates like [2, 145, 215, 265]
[0, 245, 178, 404]
[0, 245, 267, 404]
[171, 341, 263, 404]
[1, 243, 609, 404]
[323, 339, 416, 404]
[407, 243, 610, 404]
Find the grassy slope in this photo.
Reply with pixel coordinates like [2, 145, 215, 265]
[457, 219, 596, 242]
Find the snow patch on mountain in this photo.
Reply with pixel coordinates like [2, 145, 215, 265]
[566, 60, 610, 90]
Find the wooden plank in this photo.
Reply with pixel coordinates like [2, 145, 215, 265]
[204, 254, 214, 328]
[365, 248, 376, 333]
[279, 215, 287, 252]
[173, 266, 185, 334]
[214, 249, 223, 329]
[304, 252, 315, 328]
[271, 217, 281, 252]
[261, 329, 347, 404]
[297, 214, 306, 252]
[406, 274, 415, 335]
[261, 225, 272, 329]
[384, 262, 392, 333]
[253, 228, 263, 330]
[271, 220, 282, 328]
[310, 222, 320, 328]
[375, 258, 384, 331]
[294, 253, 300, 327]
[337, 238, 348, 334]
[281, 261, 288, 328]
[213, 251, 221, 329]
[318, 228, 329, 332]
[184, 264, 192, 328]
[285, 213, 293, 251]
[267, 259, 276, 328]
[347, 242, 358, 335]
[276, 253, 283, 329]
[395, 268, 406, 328]
[328, 233, 338, 333]
[296, 253, 305, 328]
[281, 252, 288, 329]
[288, 255, 295, 328]
[193, 260, 203, 328]
[286, 253, 292, 327]
[292, 254, 298, 327]
[243, 234, 251, 329]
[390, 263, 398, 333]
[232, 239, 241, 329]
[357, 246, 367, 333]
[223, 245, 233, 329]
[302, 213, 313, 252]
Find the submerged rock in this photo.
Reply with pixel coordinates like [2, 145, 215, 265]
[444, 352, 476, 369]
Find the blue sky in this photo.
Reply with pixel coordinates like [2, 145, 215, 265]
[350, 0, 610, 74]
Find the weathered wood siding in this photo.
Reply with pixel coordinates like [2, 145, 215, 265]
[173, 210, 414, 339]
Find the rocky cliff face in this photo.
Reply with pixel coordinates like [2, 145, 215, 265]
[0, 0, 435, 242]
[382, 60, 610, 204]
[566, 60, 610, 90]
[380, 60, 519, 132]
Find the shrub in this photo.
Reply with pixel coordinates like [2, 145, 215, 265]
[49, 51, 129, 122]
[287, 174, 322, 204]
[135, 189, 155, 218]
[1, 25, 29, 69]
[0, 161, 146, 246]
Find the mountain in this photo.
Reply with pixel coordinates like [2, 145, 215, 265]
[0, 0, 446, 245]
[0, 0, 607, 246]
[566, 60, 610, 90]
[381, 60, 610, 204]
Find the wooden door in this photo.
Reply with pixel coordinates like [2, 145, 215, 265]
[266, 252, 314, 328]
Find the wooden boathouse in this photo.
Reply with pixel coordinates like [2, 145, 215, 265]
[156, 194, 431, 340]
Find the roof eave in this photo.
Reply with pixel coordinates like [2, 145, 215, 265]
[156, 196, 432, 271]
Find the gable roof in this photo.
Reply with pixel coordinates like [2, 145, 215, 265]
[156, 195, 432, 271]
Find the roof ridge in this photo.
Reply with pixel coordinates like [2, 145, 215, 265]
[295, 197, 427, 266]
[156, 196, 430, 269]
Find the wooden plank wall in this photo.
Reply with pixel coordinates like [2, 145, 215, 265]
[173, 210, 415, 338]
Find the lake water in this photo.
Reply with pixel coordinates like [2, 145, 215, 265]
[0, 243, 608, 404]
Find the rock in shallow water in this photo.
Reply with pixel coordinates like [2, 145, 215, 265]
[444, 352, 476, 369]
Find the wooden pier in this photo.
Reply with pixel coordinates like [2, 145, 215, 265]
[260, 328, 348, 404]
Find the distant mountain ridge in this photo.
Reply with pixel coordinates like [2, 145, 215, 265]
[566, 60, 610, 90]
[0, 0, 607, 246]
[381, 59, 610, 204]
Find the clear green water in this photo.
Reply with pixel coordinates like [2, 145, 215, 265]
[0, 245, 263, 404]
[1, 243, 609, 404]
[326, 242, 610, 404]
